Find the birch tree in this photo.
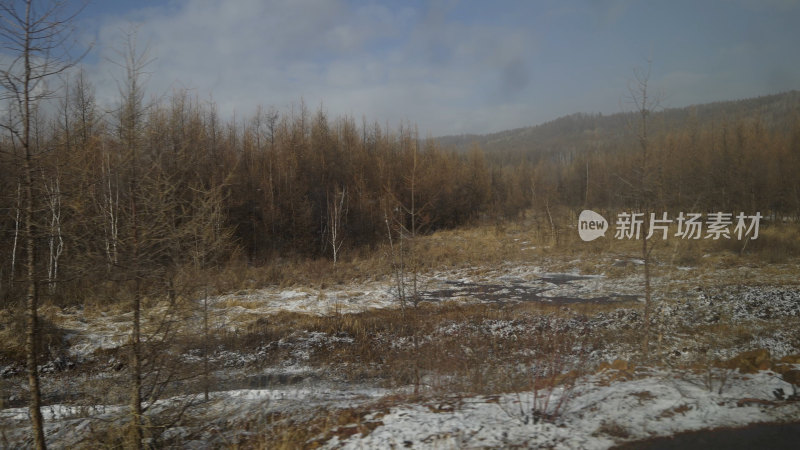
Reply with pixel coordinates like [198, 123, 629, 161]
[326, 186, 347, 267]
[42, 170, 63, 294]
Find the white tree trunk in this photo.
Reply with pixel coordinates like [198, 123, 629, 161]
[44, 174, 64, 294]
[328, 187, 347, 266]
[10, 183, 21, 287]
[100, 148, 119, 268]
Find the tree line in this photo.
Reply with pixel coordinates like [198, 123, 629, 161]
[515, 110, 800, 218]
[0, 75, 535, 305]
[2, 69, 799, 309]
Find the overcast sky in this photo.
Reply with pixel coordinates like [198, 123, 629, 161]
[71, 0, 800, 136]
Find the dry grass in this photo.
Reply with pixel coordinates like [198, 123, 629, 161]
[215, 297, 263, 310]
[2, 211, 798, 447]
[225, 399, 402, 449]
[207, 299, 605, 397]
[0, 307, 70, 364]
[711, 223, 800, 262]
[92, 210, 797, 299]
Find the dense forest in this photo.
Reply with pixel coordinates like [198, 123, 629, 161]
[0, 68, 521, 305]
[2, 75, 800, 306]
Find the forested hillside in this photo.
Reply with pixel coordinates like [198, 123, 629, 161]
[441, 91, 800, 217]
[438, 91, 800, 155]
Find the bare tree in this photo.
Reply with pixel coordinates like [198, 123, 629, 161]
[627, 59, 661, 359]
[42, 169, 63, 294]
[111, 28, 153, 448]
[0, 1, 87, 447]
[326, 186, 347, 267]
[99, 141, 120, 269]
[69, 68, 96, 147]
[187, 182, 232, 402]
[384, 126, 435, 394]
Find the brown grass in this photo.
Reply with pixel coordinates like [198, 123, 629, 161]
[0, 307, 70, 364]
[206, 299, 605, 397]
[225, 398, 405, 449]
[2, 210, 798, 447]
[77, 210, 795, 302]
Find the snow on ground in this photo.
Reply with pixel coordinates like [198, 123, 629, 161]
[56, 310, 132, 357]
[210, 264, 635, 319]
[0, 381, 396, 448]
[3, 365, 797, 449]
[180, 329, 355, 370]
[40, 260, 800, 360]
[50, 263, 624, 357]
[325, 368, 800, 449]
[211, 281, 396, 318]
[3, 257, 798, 447]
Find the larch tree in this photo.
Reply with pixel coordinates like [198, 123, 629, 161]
[0, 1, 87, 447]
[110, 28, 152, 448]
[627, 60, 660, 359]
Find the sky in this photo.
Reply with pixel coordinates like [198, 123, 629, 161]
[61, 0, 800, 136]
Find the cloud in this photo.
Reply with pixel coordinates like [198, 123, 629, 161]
[67, 0, 800, 136]
[88, 1, 398, 110]
[730, 0, 799, 11]
[588, 0, 635, 27]
[79, 0, 549, 135]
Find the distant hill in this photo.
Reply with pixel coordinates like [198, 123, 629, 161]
[436, 91, 800, 156]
